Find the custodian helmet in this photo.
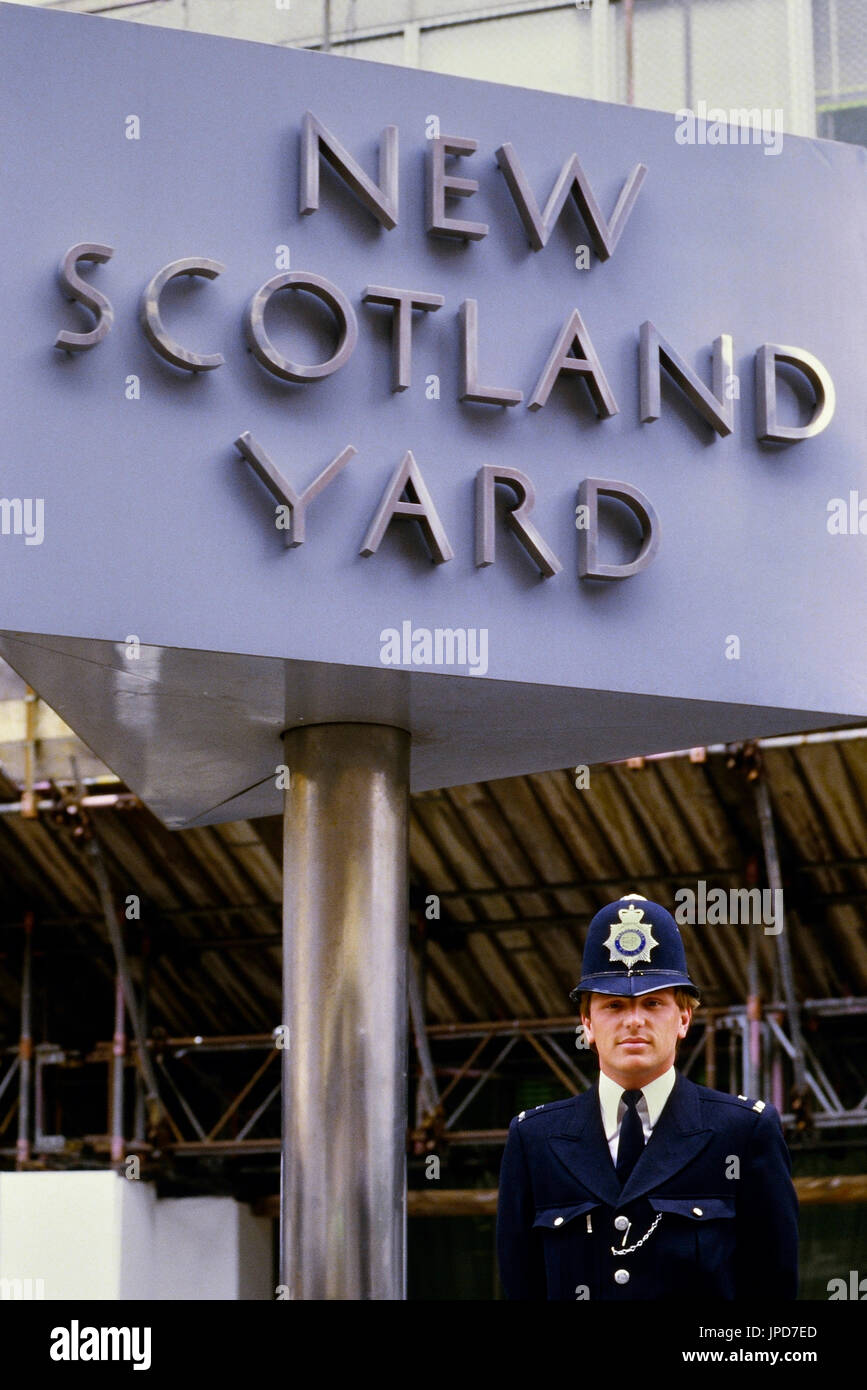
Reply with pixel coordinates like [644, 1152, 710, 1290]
[569, 893, 700, 1001]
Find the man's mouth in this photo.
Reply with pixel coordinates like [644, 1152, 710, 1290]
[620, 1039, 650, 1045]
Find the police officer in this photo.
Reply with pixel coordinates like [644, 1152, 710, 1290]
[496, 894, 799, 1300]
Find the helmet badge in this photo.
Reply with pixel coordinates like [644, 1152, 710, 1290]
[603, 902, 659, 966]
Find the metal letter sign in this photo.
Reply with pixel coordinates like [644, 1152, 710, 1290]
[1, 2, 866, 826]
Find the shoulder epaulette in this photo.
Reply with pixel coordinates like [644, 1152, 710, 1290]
[517, 1102, 546, 1122]
[737, 1093, 766, 1113]
[515, 1097, 575, 1123]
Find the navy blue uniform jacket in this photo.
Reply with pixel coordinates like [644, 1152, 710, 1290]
[496, 1074, 798, 1300]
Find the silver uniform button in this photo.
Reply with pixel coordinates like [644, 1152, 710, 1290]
[554, 1217, 564, 1227]
[692, 1207, 703, 1217]
[614, 1269, 630, 1285]
[614, 1215, 629, 1231]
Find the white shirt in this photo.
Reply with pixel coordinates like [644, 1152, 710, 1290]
[598, 1066, 677, 1165]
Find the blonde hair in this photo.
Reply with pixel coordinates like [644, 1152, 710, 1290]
[578, 987, 699, 1021]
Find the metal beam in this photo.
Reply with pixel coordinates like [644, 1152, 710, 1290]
[444, 1036, 518, 1130]
[408, 949, 439, 1127]
[110, 973, 125, 1164]
[87, 835, 164, 1127]
[18, 992, 861, 1063]
[16, 913, 32, 1168]
[753, 774, 807, 1093]
[206, 1049, 276, 1142]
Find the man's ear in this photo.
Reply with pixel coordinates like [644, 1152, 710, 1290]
[678, 1006, 692, 1040]
[581, 1008, 594, 1047]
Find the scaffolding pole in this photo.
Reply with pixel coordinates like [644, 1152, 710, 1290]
[753, 773, 807, 1094]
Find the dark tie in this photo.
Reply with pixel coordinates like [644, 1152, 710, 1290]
[615, 1089, 645, 1184]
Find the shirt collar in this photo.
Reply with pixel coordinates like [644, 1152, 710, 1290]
[597, 1065, 677, 1135]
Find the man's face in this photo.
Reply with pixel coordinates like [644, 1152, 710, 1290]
[581, 989, 692, 1088]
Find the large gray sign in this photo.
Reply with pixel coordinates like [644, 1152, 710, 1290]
[0, 2, 865, 824]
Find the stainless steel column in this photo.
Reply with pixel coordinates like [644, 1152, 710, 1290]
[280, 722, 410, 1300]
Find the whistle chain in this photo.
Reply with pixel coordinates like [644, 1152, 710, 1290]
[610, 1211, 663, 1256]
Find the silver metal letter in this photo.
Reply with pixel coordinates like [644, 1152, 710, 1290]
[460, 300, 523, 406]
[639, 322, 734, 436]
[755, 344, 836, 442]
[577, 478, 660, 580]
[495, 143, 647, 258]
[54, 243, 115, 353]
[426, 136, 489, 242]
[475, 466, 562, 577]
[245, 272, 358, 383]
[360, 451, 454, 563]
[139, 258, 226, 372]
[362, 286, 444, 392]
[234, 433, 357, 547]
[300, 111, 398, 229]
[528, 308, 618, 416]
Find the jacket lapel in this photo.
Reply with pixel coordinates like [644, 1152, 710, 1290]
[617, 1073, 713, 1205]
[547, 1074, 715, 1210]
[547, 1082, 622, 1207]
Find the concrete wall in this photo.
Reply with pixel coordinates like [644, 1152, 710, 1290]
[0, 1172, 272, 1300]
[152, 1195, 273, 1301]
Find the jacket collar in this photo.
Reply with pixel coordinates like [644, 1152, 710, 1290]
[547, 1073, 712, 1208]
[598, 1065, 677, 1139]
